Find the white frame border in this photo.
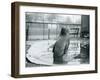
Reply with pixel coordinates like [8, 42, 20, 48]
[19, 5, 96, 75]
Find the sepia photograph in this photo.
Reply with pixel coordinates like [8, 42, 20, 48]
[25, 12, 90, 67]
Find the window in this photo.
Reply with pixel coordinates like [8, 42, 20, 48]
[26, 12, 82, 41]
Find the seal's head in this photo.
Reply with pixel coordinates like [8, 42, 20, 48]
[60, 27, 69, 36]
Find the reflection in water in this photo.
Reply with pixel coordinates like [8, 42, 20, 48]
[63, 38, 89, 65]
[26, 38, 89, 67]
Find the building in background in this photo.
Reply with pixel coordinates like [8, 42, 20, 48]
[25, 12, 90, 67]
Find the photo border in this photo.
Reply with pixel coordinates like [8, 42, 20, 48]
[11, 2, 98, 78]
